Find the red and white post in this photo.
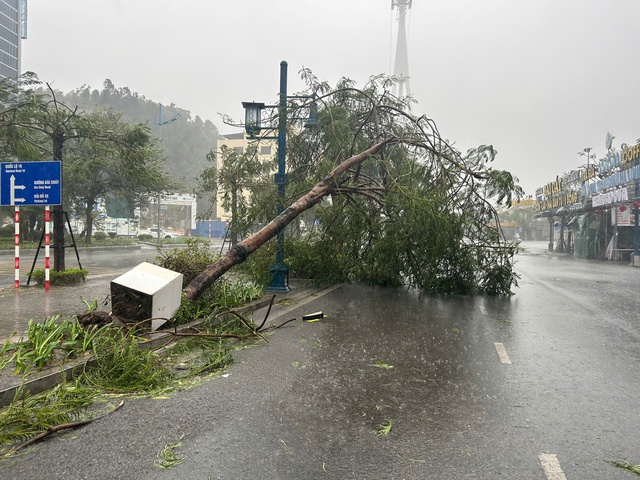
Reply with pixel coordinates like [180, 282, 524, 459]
[14, 207, 19, 288]
[45, 206, 50, 291]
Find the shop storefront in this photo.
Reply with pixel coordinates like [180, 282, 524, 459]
[535, 139, 640, 264]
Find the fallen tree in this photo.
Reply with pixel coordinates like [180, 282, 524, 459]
[186, 73, 522, 301]
[184, 140, 392, 300]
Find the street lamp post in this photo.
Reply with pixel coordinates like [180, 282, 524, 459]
[271, 61, 289, 292]
[154, 104, 181, 243]
[242, 60, 316, 292]
[578, 147, 596, 186]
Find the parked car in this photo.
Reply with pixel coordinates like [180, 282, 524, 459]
[144, 227, 177, 239]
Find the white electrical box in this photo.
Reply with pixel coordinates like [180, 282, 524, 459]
[111, 262, 183, 331]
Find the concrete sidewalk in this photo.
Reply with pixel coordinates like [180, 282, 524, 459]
[0, 240, 228, 342]
[0, 274, 326, 406]
[0, 273, 117, 343]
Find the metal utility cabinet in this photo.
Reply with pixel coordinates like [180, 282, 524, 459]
[111, 262, 183, 331]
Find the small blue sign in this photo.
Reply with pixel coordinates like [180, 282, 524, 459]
[0, 161, 62, 206]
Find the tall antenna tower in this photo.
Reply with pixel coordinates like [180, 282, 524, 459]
[391, 0, 412, 97]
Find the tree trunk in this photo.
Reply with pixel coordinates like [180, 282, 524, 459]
[230, 188, 238, 248]
[184, 140, 391, 301]
[53, 131, 66, 271]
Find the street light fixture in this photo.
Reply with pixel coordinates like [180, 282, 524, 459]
[242, 60, 316, 292]
[578, 147, 596, 194]
[578, 147, 596, 169]
[242, 101, 266, 136]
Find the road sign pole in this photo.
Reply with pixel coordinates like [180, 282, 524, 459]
[14, 207, 19, 288]
[45, 206, 50, 291]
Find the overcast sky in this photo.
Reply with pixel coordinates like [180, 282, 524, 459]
[21, 0, 640, 196]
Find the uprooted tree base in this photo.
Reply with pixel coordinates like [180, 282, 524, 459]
[77, 311, 112, 328]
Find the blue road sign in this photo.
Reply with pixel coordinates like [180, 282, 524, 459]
[0, 161, 62, 206]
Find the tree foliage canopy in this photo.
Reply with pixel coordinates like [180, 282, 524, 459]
[283, 72, 523, 295]
[186, 72, 523, 299]
[63, 108, 171, 241]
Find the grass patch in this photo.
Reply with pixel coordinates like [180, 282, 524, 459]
[0, 240, 39, 250]
[83, 237, 137, 247]
[1, 316, 110, 374]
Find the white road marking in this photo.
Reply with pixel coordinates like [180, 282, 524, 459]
[539, 453, 567, 480]
[479, 305, 487, 315]
[494, 342, 512, 364]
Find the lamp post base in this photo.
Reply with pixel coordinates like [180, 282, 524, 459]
[266, 263, 290, 293]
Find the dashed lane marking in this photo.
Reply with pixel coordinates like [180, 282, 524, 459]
[479, 305, 487, 315]
[494, 342, 511, 364]
[539, 453, 567, 480]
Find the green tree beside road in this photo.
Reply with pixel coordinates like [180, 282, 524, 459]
[63, 109, 170, 243]
[0, 74, 174, 267]
[199, 144, 273, 248]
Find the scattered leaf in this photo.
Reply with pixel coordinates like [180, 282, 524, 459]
[155, 436, 186, 470]
[605, 459, 640, 475]
[372, 361, 394, 370]
[375, 419, 393, 436]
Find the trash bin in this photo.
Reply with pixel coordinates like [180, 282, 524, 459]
[111, 262, 183, 331]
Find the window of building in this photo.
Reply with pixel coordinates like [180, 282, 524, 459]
[233, 147, 244, 154]
[260, 145, 272, 156]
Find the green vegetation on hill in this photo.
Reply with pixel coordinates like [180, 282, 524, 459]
[58, 80, 222, 190]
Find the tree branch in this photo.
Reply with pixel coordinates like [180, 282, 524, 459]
[11, 401, 125, 453]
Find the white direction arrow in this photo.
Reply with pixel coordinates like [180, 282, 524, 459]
[9, 175, 26, 205]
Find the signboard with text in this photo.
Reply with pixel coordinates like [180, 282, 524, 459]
[614, 206, 637, 227]
[0, 161, 61, 206]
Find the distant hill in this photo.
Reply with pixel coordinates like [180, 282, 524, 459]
[54, 79, 221, 190]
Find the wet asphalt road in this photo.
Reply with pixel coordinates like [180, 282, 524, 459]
[2, 241, 640, 479]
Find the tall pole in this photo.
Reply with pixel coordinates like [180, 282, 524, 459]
[634, 163, 639, 264]
[53, 130, 65, 271]
[392, 0, 412, 97]
[157, 104, 163, 244]
[153, 104, 180, 243]
[267, 60, 290, 292]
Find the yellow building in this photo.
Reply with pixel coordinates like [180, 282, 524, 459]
[214, 132, 275, 221]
